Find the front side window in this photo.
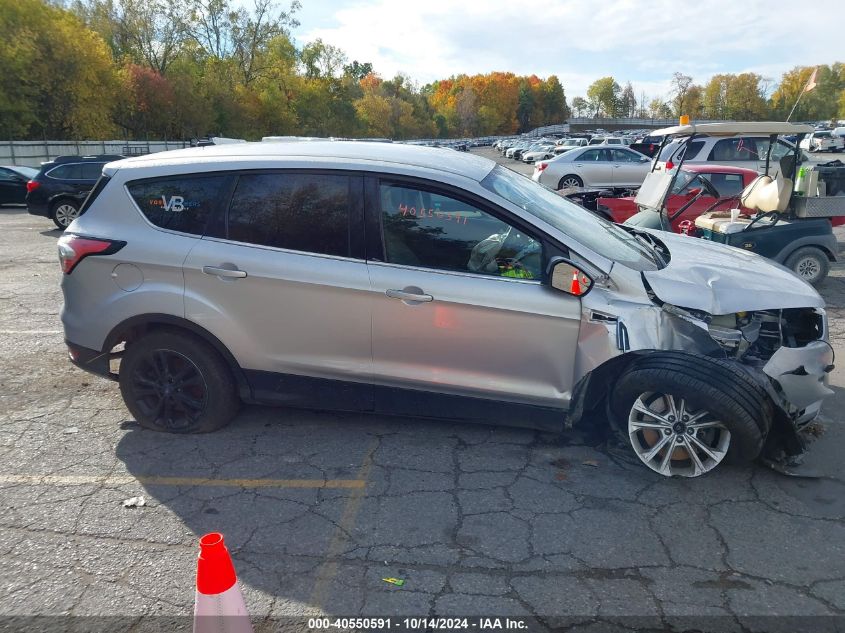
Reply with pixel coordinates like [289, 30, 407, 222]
[481, 165, 659, 271]
[128, 175, 229, 235]
[227, 173, 350, 257]
[379, 183, 542, 280]
[612, 149, 642, 163]
[81, 163, 105, 180]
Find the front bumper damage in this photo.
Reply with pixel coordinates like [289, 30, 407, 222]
[574, 289, 834, 473]
[762, 341, 834, 425]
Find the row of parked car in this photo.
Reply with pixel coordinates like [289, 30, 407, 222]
[0, 155, 123, 229]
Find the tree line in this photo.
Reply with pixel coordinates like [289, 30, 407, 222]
[573, 68, 845, 123]
[1, 0, 842, 142]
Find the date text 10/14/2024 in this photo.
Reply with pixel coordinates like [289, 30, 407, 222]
[307, 617, 529, 630]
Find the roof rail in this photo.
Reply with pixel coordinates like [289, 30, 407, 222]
[50, 154, 125, 163]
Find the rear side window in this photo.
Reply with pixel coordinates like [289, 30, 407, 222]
[127, 175, 229, 235]
[48, 163, 84, 180]
[578, 149, 609, 161]
[708, 138, 759, 161]
[227, 173, 350, 257]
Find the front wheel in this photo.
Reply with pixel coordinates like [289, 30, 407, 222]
[611, 353, 766, 477]
[119, 329, 240, 433]
[558, 175, 584, 189]
[51, 200, 80, 229]
[785, 246, 829, 285]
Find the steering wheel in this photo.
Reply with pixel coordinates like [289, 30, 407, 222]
[698, 177, 721, 199]
[743, 210, 779, 231]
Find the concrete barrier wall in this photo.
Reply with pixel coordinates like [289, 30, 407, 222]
[1, 140, 190, 167]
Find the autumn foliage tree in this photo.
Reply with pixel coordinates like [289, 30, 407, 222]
[2, 0, 844, 141]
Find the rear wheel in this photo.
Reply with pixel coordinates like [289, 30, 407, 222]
[119, 330, 239, 433]
[51, 200, 80, 229]
[785, 247, 829, 285]
[611, 353, 766, 477]
[558, 175, 584, 189]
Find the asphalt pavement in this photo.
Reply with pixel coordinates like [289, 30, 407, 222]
[1, 171, 845, 631]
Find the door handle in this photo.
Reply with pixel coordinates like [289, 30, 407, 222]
[386, 288, 433, 302]
[202, 265, 247, 279]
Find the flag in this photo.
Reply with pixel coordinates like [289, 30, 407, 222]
[803, 67, 818, 93]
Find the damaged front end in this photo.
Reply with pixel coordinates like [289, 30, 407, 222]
[571, 250, 833, 473]
[662, 300, 834, 438]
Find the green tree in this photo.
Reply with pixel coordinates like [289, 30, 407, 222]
[0, 0, 117, 138]
[586, 77, 621, 117]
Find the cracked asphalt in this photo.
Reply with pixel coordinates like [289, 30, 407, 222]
[1, 197, 845, 632]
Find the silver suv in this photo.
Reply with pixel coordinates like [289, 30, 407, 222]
[59, 142, 832, 477]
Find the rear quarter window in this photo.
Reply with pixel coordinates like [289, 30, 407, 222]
[127, 175, 230, 235]
[658, 140, 705, 163]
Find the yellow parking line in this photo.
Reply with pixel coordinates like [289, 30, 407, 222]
[310, 438, 378, 611]
[0, 474, 365, 489]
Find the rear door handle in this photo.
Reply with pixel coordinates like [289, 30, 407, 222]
[202, 265, 247, 279]
[386, 289, 433, 303]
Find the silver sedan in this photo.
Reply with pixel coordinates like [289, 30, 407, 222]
[532, 146, 651, 189]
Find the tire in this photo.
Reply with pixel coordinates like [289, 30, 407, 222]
[610, 352, 767, 477]
[51, 199, 80, 229]
[785, 246, 829, 285]
[558, 175, 584, 189]
[119, 329, 239, 433]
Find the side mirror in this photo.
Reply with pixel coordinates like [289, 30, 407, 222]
[548, 258, 593, 297]
[687, 187, 702, 197]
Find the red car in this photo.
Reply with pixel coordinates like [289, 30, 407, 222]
[599, 164, 758, 233]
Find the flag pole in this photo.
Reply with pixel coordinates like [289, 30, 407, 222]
[786, 92, 805, 122]
[786, 67, 817, 122]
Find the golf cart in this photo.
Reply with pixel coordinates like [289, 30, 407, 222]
[623, 122, 845, 285]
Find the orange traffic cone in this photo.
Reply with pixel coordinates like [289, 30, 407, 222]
[569, 271, 582, 295]
[193, 533, 253, 633]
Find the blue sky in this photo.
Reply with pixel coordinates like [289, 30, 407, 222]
[291, 0, 841, 103]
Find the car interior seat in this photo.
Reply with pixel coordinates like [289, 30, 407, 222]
[740, 155, 794, 213]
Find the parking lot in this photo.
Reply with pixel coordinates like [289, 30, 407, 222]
[2, 191, 845, 631]
[477, 146, 845, 178]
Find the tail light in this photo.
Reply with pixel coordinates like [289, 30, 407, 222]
[26, 180, 40, 193]
[57, 234, 125, 274]
[536, 162, 548, 172]
[665, 160, 674, 170]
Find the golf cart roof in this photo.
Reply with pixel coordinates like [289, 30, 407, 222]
[651, 121, 814, 137]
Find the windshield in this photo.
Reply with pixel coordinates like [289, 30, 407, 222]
[480, 166, 659, 271]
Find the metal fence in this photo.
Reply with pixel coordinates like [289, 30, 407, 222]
[1, 140, 190, 167]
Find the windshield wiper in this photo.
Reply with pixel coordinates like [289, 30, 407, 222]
[632, 231, 668, 268]
[617, 226, 666, 268]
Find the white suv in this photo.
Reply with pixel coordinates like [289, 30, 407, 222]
[656, 135, 802, 173]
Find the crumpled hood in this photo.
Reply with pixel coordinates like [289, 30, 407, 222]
[641, 230, 824, 314]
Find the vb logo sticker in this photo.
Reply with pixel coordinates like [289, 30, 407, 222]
[161, 195, 184, 212]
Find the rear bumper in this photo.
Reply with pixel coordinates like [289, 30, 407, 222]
[66, 340, 117, 381]
[26, 200, 50, 217]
